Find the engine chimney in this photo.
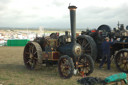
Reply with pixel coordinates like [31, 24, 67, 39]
[68, 5, 77, 43]
[58, 5, 82, 64]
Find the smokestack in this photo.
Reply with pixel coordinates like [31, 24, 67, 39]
[68, 5, 77, 43]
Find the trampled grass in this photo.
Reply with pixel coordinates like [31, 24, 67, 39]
[0, 47, 127, 85]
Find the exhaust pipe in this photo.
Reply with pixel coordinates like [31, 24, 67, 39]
[58, 5, 81, 59]
[68, 5, 77, 43]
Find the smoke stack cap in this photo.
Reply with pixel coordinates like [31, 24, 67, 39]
[68, 5, 77, 10]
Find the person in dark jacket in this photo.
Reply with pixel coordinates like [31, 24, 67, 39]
[99, 37, 113, 70]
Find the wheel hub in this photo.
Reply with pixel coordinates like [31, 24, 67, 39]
[75, 46, 82, 55]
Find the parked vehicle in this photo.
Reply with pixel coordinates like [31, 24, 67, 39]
[23, 5, 95, 78]
[81, 23, 128, 73]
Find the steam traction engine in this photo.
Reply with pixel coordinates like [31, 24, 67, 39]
[81, 23, 128, 73]
[23, 5, 94, 78]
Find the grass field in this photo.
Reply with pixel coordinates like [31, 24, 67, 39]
[0, 47, 127, 85]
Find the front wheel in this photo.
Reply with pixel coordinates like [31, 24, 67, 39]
[78, 54, 94, 76]
[58, 55, 74, 79]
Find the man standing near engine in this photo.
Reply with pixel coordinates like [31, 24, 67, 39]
[99, 37, 113, 70]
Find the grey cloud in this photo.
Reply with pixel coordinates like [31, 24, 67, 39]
[76, 5, 128, 28]
[0, 5, 6, 10]
[32, 7, 41, 10]
[114, 5, 128, 17]
[0, 0, 10, 4]
[0, 0, 10, 11]
[78, 7, 111, 19]
[52, 0, 65, 7]
[0, 0, 128, 29]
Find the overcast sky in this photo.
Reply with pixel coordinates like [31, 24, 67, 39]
[0, 0, 128, 29]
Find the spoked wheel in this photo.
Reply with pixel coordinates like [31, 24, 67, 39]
[115, 49, 128, 73]
[78, 54, 94, 76]
[58, 55, 74, 79]
[77, 35, 97, 61]
[97, 24, 111, 33]
[23, 42, 43, 70]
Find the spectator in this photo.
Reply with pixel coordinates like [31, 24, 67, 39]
[99, 37, 113, 70]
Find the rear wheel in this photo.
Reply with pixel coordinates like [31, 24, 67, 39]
[115, 49, 128, 73]
[77, 35, 97, 61]
[97, 24, 111, 33]
[78, 54, 94, 76]
[23, 42, 43, 70]
[58, 55, 74, 79]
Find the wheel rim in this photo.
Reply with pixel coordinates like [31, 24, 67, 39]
[78, 57, 91, 75]
[60, 58, 72, 77]
[24, 43, 38, 69]
[116, 51, 128, 72]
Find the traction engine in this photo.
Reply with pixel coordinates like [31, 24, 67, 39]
[23, 5, 94, 78]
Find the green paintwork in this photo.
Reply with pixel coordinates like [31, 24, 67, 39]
[7, 39, 30, 46]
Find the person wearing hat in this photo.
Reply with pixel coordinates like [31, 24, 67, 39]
[99, 37, 113, 70]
